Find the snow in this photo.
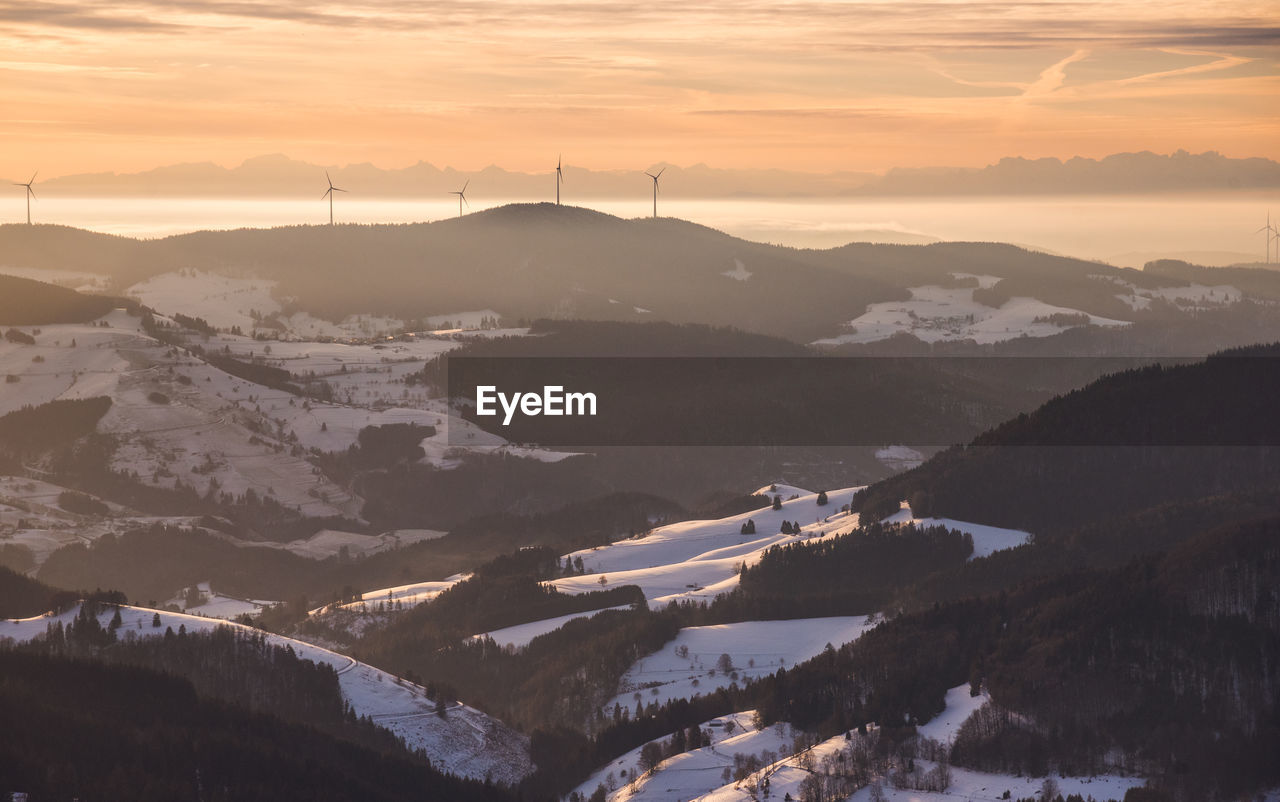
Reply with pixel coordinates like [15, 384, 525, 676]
[0, 474, 203, 566]
[608, 617, 873, 711]
[243, 528, 446, 560]
[882, 505, 1032, 559]
[916, 684, 988, 744]
[751, 483, 812, 498]
[319, 575, 468, 613]
[875, 445, 925, 471]
[813, 284, 1129, 346]
[0, 603, 534, 783]
[951, 272, 1001, 289]
[553, 486, 861, 604]
[721, 258, 753, 281]
[127, 269, 281, 333]
[578, 687, 1143, 802]
[165, 582, 271, 619]
[472, 604, 633, 649]
[572, 711, 794, 802]
[0, 264, 112, 293]
[694, 729, 856, 802]
[1093, 274, 1242, 311]
[423, 309, 502, 329]
[845, 764, 1144, 802]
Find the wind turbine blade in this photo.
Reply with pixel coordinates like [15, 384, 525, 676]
[463, 196, 470, 208]
[462, 180, 469, 192]
[29, 171, 38, 184]
[656, 167, 665, 178]
[334, 187, 347, 193]
[28, 187, 36, 200]
[323, 189, 331, 199]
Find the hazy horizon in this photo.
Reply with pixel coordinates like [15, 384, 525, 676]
[4, 193, 1275, 267]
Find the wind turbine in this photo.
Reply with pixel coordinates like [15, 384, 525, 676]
[450, 180, 469, 217]
[555, 155, 564, 205]
[645, 167, 665, 219]
[13, 171, 36, 225]
[322, 171, 346, 225]
[1256, 212, 1278, 264]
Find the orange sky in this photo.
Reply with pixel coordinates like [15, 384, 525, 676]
[1, 0, 1278, 178]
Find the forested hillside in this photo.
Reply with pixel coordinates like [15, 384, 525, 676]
[0, 275, 119, 325]
[748, 518, 1280, 798]
[855, 347, 1280, 533]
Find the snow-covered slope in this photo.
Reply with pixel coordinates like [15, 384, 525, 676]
[0, 603, 534, 783]
[576, 712, 801, 802]
[882, 505, 1031, 558]
[552, 486, 863, 605]
[813, 280, 1130, 346]
[609, 617, 874, 710]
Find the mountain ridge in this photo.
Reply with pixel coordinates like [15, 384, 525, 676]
[8, 150, 1277, 198]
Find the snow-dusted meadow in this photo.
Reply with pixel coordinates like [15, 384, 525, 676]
[813, 276, 1133, 346]
[576, 681, 1144, 802]
[609, 616, 874, 710]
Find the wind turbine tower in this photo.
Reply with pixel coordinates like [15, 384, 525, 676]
[645, 167, 665, 219]
[555, 156, 564, 205]
[14, 171, 36, 225]
[450, 180, 469, 217]
[1257, 212, 1278, 264]
[322, 171, 347, 225]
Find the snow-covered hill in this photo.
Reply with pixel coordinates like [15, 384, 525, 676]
[576, 683, 1144, 802]
[0, 603, 534, 784]
[814, 277, 1134, 346]
[608, 616, 874, 710]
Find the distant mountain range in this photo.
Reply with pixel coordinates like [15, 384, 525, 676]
[8, 150, 1278, 198]
[5, 203, 1280, 346]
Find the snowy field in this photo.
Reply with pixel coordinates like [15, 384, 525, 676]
[0, 603, 534, 783]
[552, 486, 863, 605]
[608, 616, 874, 710]
[473, 604, 633, 648]
[0, 294, 556, 564]
[575, 711, 801, 802]
[875, 445, 926, 471]
[0, 474, 202, 567]
[813, 279, 1131, 346]
[1094, 274, 1243, 311]
[320, 575, 468, 613]
[916, 684, 988, 744]
[164, 581, 271, 618]
[882, 505, 1032, 559]
[844, 765, 1144, 802]
[588, 684, 1145, 802]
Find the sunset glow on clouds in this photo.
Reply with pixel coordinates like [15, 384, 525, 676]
[1, 0, 1277, 176]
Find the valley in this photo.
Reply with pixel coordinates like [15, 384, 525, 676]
[1, 218, 1278, 802]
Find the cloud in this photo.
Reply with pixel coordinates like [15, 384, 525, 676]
[0, 1, 184, 31]
[1117, 48, 1253, 84]
[1023, 49, 1090, 97]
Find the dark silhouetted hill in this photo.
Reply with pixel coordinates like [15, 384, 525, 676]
[0, 274, 119, 325]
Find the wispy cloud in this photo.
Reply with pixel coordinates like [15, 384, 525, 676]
[1117, 48, 1253, 84]
[1023, 49, 1090, 97]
